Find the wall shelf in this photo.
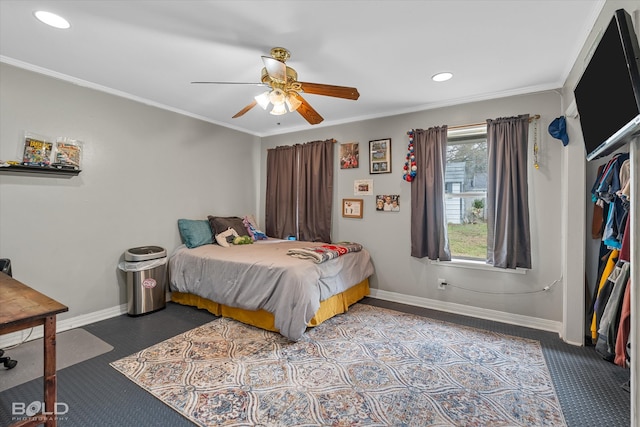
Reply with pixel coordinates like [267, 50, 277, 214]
[0, 164, 81, 177]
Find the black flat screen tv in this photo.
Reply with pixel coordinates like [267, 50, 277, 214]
[574, 8, 640, 161]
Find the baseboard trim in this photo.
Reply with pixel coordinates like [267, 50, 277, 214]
[1, 290, 565, 348]
[1, 293, 176, 348]
[368, 288, 564, 337]
[0, 303, 128, 348]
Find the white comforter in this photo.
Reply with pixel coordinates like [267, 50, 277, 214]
[169, 239, 374, 341]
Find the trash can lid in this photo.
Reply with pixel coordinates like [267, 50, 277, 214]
[125, 246, 166, 262]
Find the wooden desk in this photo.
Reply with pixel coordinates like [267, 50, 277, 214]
[0, 272, 68, 427]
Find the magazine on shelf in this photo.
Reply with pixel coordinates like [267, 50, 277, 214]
[53, 138, 83, 170]
[22, 134, 53, 166]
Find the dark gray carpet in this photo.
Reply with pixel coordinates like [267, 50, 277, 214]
[0, 328, 113, 392]
[0, 298, 630, 427]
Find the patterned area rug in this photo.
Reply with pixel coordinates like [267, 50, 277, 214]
[110, 304, 566, 426]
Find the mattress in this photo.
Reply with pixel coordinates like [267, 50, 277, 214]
[169, 239, 374, 340]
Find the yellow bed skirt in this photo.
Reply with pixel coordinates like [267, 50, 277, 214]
[171, 278, 370, 333]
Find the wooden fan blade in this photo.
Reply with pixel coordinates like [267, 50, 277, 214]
[191, 81, 267, 86]
[261, 56, 287, 83]
[298, 82, 360, 100]
[291, 93, 324, 125]
[232, 100, 258, 118]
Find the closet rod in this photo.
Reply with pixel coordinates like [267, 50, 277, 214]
[406, 114, 540, 134]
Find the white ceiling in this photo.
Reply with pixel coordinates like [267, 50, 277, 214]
[0, 1, 604, 137]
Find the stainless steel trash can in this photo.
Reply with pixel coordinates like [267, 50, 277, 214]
[120, 246, 167, 316]
[0, 258, 11, 277]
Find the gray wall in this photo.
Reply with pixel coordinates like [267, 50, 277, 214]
[0, 63, 260, 320]
[260, 90, 565, 327]
[0, 61, 567, 331]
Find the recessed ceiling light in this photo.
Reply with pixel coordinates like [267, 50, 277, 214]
[432, 72, 453, 82]
[34, 11, 70, 29]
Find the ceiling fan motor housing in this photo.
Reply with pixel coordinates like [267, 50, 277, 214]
[260, 66, 298, 86]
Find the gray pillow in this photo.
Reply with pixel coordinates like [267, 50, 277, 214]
[207, 216, 249, 238]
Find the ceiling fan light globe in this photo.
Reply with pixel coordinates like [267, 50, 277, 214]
[270, 103, 287, 115]
[269, 89, 286, 106]
[286, 94, 302, 112]
[255, 91, 271, 110]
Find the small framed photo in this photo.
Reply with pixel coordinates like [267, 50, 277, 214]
[369, 138, 391, 174]
[340, 142, 359, 169]
[354, 179, 373, 196]
[376, 195, 400, 212]
[342, 198, 363, 218]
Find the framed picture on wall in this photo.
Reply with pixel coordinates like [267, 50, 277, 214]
[354, 179, 373, 196]
[340, 142, 359, 169]
[369, 138, 391, 174]
[342, 199, 363, 218]
[376, 194, 400, 212]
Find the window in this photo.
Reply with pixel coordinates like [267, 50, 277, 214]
[445, 125, 488, 260]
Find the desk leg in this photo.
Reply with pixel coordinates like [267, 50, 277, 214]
[43, 315, 57, 427]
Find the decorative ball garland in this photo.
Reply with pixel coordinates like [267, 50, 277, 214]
[402, 131, 417, 182]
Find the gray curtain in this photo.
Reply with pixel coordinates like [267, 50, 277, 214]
[298, 140, 334, 242]
[486, 114, 532, 269]
[265, 145, 297, 239]
[411, 127, 451, 260]
[265, 139, 334, 242]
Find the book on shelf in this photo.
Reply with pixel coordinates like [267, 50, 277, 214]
[52, 139, 83, 170]
[22, 135, 53, 166]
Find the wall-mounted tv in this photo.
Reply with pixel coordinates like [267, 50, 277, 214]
[574, 8, 640, 161]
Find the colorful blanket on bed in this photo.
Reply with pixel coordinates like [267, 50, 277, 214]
[287, 242, 363, 264]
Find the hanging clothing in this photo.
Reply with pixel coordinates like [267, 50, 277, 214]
[591, 153, 629, 202]
[619, 218, 630, 263]
[591, 164, 605, 239]
[614, 278, 631, 367]
[602, 199, 627, 249]
[590, 249, 619, 341]
[591, 153, 629, 250]
[595, 262, 630, 361]
[618, 159, 630, 201]
[588, 153, 631, 364]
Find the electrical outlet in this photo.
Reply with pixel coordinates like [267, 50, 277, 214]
[437, 278, 446, 290]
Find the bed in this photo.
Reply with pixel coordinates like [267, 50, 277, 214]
[168, 239, 374, 341]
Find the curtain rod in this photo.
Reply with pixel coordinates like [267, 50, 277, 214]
[407, 114, 541, 134]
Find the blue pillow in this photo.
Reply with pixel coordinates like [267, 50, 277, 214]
[177, 219, 213, 248]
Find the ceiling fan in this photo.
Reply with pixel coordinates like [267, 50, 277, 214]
[191, 47, 360, 125]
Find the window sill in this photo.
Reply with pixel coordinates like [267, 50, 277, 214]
[430, 258, 528, 274]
